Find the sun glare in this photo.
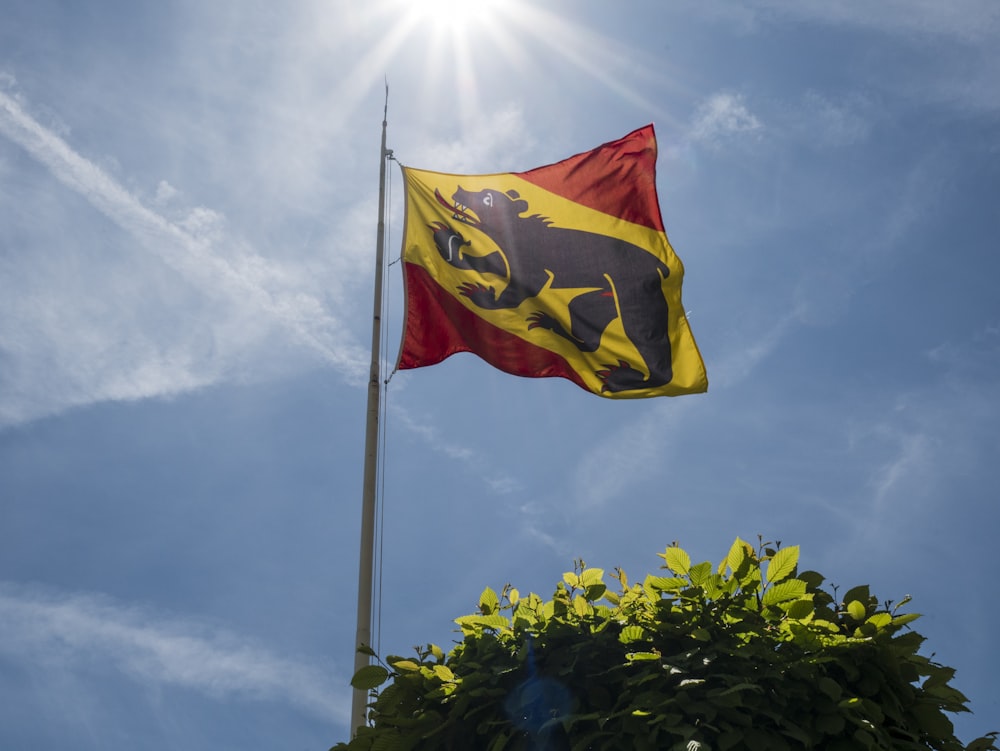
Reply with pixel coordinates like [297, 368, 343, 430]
[355, 0, 671, 141]
[418, 0, 500, 32]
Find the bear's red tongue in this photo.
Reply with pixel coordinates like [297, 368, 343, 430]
[434, 188, 477, 224]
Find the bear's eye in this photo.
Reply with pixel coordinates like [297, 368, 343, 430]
[482, 192, 493, 208]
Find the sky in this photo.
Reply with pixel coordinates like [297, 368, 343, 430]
[1, 0, 998, 748]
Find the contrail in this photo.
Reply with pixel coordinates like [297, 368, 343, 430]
[0, 88, 367, 382]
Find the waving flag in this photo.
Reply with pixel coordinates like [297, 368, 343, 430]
[396, 125, 707, 398]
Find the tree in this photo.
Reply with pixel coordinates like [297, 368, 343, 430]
[333, 538, 998, 751]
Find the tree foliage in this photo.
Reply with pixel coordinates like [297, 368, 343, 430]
[333, 538, 997, 751]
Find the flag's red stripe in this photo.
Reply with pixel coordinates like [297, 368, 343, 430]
[516, 124, 665, 232]
[398, 263, 589, 392]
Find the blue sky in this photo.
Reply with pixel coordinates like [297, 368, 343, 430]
[1, 0, 998, 747]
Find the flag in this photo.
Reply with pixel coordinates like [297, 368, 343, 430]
[396, 125, 707, 398]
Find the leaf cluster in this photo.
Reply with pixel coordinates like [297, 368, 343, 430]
[333, 538, 997, 751]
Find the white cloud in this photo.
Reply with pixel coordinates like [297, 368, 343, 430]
[404, 103, 537, 173]
[154, 180, 178, 204]
[0, 87, 370, 427]
[690, 92, 763, 148]
[487, 474, 522, 495]
[0, 582, 349, 722]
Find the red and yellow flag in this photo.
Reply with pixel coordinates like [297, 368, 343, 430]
[396, 125, 707, 398]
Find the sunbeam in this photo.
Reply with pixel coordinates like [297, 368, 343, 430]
[364, 0, 690, 141]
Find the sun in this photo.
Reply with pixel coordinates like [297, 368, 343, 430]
[415, 0, 501, 32]
[338, 0, 667, 142]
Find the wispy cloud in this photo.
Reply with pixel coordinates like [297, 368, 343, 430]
[868, 429, 933, 511]
[838, 323, 1000, 547]
[388, 400, 522, 495]
[925, 319, 1000, 379]
[516, 506, 568, 556]
[711, 310, 801, 389]
[0, 85, 369, 427]
[689, 92, 763, 149]
[402, 102, 537, 173]
[563, 313, 794, 514]
[571, 397, 698, 511]
[0, 582, 349, 721]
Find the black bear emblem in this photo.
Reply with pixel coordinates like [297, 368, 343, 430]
[428, 186, 673, 393]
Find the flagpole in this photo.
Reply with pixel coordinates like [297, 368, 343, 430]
[351, 84, 389, 735]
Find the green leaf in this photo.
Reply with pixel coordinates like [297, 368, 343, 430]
[644, 575, 688, 592]
[865, 612, 892, 630]
[662, 546, 691, 575]
[542, 600, 555, 620]
[818, 677, 842, 701]
[479, 587, 500, 615]
[843, 585, 870, 607]
[726, 537, 749, 574]
[798, 570, 825, 590]
[689, 561, 712, 585]
[713, 682, 762, 697]
[371, 733, 406, 751]
[785, 598, 815, 620]
[923, 666, 957, 690]
[893, 594, 913, 612]
[761, 579, 806, 607]
[580, 567, 605, 588]
[736, 565, 764, 597]
[387, 658, 420, 672]
[455, 614, 510, 631]
[432, 664, 456, 682]
[619, 624, 645, 643]
[966, 734, 1000, 751]
[852, 728, 876, 749]
[584, 583, 607, 602]
[912, 702, 954, 737]
[625, 651, 660, 661]
[846, 600, 867, 621]
[703, 573, 726, 599]
[351, 664, 390, 690]
[766, 545, 799, 583]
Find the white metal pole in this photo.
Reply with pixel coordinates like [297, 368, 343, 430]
[351, 85, 389, 736]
